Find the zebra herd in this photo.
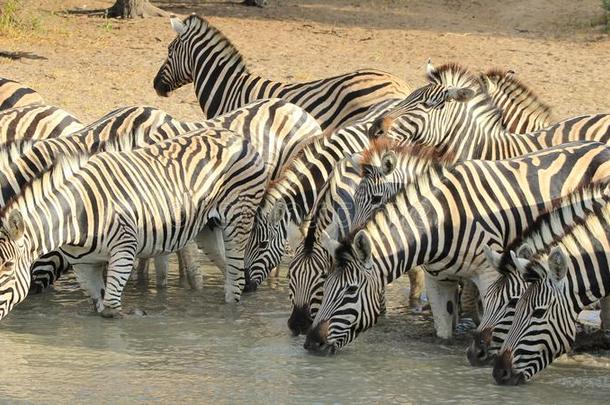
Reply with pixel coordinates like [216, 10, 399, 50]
[1, 13, 609, 387]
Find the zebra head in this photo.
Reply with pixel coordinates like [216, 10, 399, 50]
[287, 225, 337, 336]
[467, 245, 529, 366]
[304, 230, 383, 354]
[370, 61, 476, 145]
[153, 16, 200, 97]
[352, 149, 398, 229]
[493, 246, 575, 385]
[0, 210, 31, 321]
[244, 197, 290, 292]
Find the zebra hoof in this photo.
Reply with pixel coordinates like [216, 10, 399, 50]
[100, 307, 124, 319]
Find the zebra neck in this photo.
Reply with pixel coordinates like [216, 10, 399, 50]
[191, 41, 284, 118]
[564, 245, 610, 311]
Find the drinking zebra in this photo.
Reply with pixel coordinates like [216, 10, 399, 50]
[0, 77, 44, 110]
[494, 195, 610, 384]
[304, 142, 610, 353]
[467, 184, 610, 366]
[287, 139, 455, 335]
[0, 127, 267, 321]
[153, 14, 411, 131]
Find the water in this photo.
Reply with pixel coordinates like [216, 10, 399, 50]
[1, 261, 609, 404]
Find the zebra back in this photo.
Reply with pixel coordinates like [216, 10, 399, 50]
[0, 77, 44, 110]
[0, 104, 83, 145]
[154, 14, 411, 131]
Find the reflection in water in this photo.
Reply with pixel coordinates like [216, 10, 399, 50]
[0, 260, 609, 404]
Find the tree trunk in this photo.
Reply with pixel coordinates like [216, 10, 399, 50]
[107, 0, 168, 18]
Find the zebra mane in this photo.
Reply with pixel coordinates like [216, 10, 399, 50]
[0, 140, 35, 169]
[499, 182, 610, 273]
[0, 154, 90, 219]
[480, 68, 552, 125]
[359, 137, 456, 173]
[184, 14, 248, 73]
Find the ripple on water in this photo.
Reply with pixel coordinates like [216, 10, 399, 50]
[0, 264, 608, 404]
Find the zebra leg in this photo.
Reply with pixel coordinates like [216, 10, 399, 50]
[425, 272, 459, 340]
[101, 240, 138, 318]
[195, 226, 226, 272]
[134, 258, 150, 286]
[154, 254, 169, 288]
[177, 241, 203, 290]
[408, 267, 426, 312]
[73, 263, 106, 313]
[600, 296, 610, 331]
[29, 251, 69, 294]
[460, 279, 482, 323]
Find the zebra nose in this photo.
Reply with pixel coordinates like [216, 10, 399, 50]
[466, 339, 489, 366]
[153, 73, 170, 97]
[287, 305, 312, 336]
[467, 329, 493, 366]
[492, 350, 521, 385]
[304, 320, 329, 352]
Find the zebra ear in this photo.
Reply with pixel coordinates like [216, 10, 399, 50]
[446, 87, 476, 103]
[170, 17, 187, 35]
[516, 244, 534, 260]
[547, 246, 568, 281]
[381, 151, 397, 176]
[510, 250, 529, 275]
[347, 153, 363, 174]
[270, 200, 287, 225]
[320, 228, 340, 258]
[286, 221, 305, 248]
[483, 245, 502, 269]
[353, 230, 372, 264]
[5, 210, 24, 241]
[426, 58, 437, 80]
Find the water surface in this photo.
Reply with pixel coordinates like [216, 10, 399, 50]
[1, 261, 609, 404]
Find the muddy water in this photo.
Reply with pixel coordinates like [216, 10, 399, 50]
[1, 260, 609, 404]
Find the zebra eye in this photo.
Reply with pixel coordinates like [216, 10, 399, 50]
[2, 261, 14, 271]
[259, 240, 269, 249]
[532, 307, 547, 318]
[371, 194, 382, 205]
[346, 284, 359, 294]
[507, 298, 519, 308]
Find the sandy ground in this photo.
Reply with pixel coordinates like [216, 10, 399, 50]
[0, 0, 608, 124]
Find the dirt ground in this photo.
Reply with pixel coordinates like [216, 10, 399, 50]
[0, 0, 608, 124]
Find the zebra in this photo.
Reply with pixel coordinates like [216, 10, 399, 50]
[370, 62, 610, 159]
[466, 183, 610, 366]
[0, 127, 267, 321]
[242, 108, 397, 293]
[153, 14, 411, 131]
[0, 104, 83, 146]
[493, 198, 610, 385]
[287, 139, 455, 335]
[0, 77, 44, 110]
[479, 68, 552, 133]
[303, 141, 610, 353]
[1, 100, 321, 294]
